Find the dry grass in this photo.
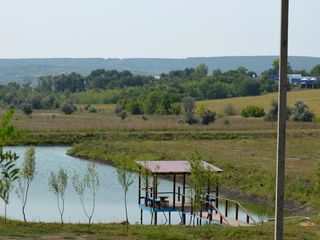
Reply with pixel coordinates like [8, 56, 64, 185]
[1, 107, 320, 132]
[1, 89, 319, 132]
[200, 89, 320, 115]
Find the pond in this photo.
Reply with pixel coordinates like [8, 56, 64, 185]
[1, 146, 273, 224]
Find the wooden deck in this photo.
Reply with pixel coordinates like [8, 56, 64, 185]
[149, 200, 255, 227]
[199, 212, 252, 227]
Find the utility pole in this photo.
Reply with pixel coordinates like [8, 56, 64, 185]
[275, 0, 289, 239]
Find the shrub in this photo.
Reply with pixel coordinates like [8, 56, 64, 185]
[240, 105, 265, 118]
[84, 104, 91, 111]
[115, 104, 124, 116]
[88, 106, 97, 113]
[265, 100, 291, 121]
[61, 100, 77, 115]
[224, 104, 237, 116]
[170, 103, 182, 115]
[182, 97, 198, 124]
[127, 101, 143, 115]
[290, 101, 315, 122]
[196, 103, 207, 118]
[201, 109, 216, 125]
[22, 104, 33, 116]
[120, 110, 127, 120]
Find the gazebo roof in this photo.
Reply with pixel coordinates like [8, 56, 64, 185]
[136, 160, 223, 174]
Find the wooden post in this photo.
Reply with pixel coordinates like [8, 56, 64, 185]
[138, 167, 141, 205]
[140, 209, 143, 224]
[153, 175, 158, 225]
[235, 204, 239, 220]
[275, 1, 289, 240]
[182, 173, 186, 225]
[173, 174, 176, 209]
[145, 173, 149, 205]
[215, 184, 219, 213]
[225, 200, 228, 217]
[169, 211, 171, 225]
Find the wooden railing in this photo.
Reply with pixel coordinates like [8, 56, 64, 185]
[216, 196, 257, 224]
[138, 187, 256, 225]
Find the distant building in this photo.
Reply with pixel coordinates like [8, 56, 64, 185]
[287, 74, 317, 89]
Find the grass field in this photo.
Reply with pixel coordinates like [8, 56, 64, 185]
[69, 136, 320, 210]
[0, 217, 319, 240]
[0, 89, 319, 132]
[200, 89, 320, 116]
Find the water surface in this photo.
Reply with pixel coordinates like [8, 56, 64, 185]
[2, 146, 272, 224]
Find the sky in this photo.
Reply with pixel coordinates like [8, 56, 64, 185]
[0, 0, 319, 59]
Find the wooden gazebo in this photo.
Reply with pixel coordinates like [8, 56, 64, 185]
[136, 160, 256, 226]
[136, 160, 222, 225]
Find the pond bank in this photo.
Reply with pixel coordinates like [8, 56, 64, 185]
[6, 129, 320, 146]
[67, 149, 302, 217]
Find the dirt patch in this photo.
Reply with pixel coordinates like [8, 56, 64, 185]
[300, 221, 316, 227]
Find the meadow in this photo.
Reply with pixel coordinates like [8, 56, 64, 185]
[0, 217, 319, 240]
[1, 89, 320, 133]
[1, 89, 320, 239]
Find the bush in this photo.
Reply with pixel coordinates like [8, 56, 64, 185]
[201, 109, 216, 125]
[170, 103, 182, 115]
[290, 101, 315, 122]
[115, 104, 124, 116]
[61, 100, 77, 115]
[265, 100, 291, 121]
[224, 104, 237, 116]
[182, 97, 198, 124]
[120, 110, 127, 120]
[127, 101, 143, 115]
[240, 105, 265, 118]
[88, 106, 97, 113]
[22, 104, 33, 116]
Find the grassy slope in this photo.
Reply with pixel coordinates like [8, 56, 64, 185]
[68, 136, 320, 210]
[0, 217, 319, 240]
[200, 89, 320, 116]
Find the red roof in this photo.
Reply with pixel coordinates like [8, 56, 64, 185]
[136, 160, 223, 174]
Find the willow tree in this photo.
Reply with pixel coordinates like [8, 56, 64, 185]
[72, 161, 100, 224]
[115, 156, 135, 233]
[49, 168, 68, 227]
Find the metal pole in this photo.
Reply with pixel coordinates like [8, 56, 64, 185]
[275, 0, 289, 239]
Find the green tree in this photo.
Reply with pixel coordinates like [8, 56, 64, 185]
[16, 146, 36, 223]
[115, 156, 135, 233]
[182, 97, 198, 124]
[194, 64, 208, 79]
[48, 168, 68, 227]
[0, 110, 20, 223]
[16, 147, 36, 222]
[310, 64, 320, 77]
[72, 161, 100, 224]
[0, 149, 20, 223]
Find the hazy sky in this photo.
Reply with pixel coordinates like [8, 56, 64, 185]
[0, 0, 319, 58]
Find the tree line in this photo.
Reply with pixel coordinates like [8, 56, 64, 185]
[0, 60, 320, 116]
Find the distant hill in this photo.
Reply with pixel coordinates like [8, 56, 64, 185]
[0, 56, 319, 85]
